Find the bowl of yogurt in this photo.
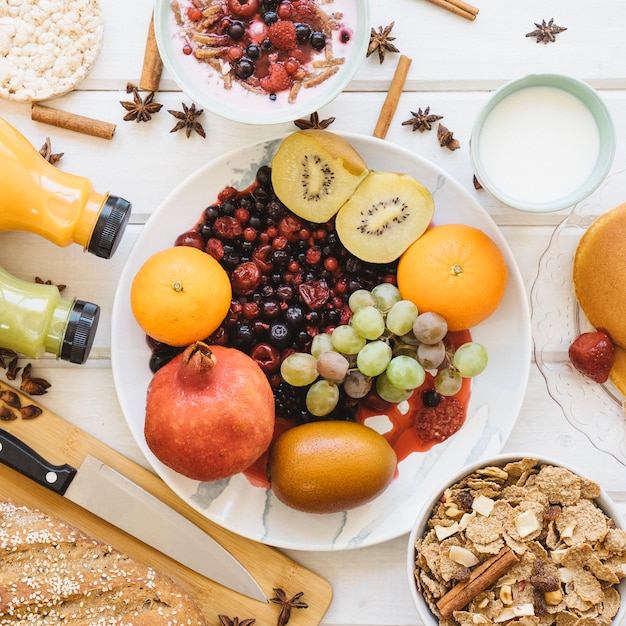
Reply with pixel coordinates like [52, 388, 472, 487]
[470, 74, 615, 212]
[154, 0, 369, 125]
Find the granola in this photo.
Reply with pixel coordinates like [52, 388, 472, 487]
[413, 458, 626, 625]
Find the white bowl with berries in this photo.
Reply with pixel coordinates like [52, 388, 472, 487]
[154, 0, 369, 124]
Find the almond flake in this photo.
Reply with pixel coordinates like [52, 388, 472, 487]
[514, 510, 540, 538]
[472, 494, 495, 517]
[435, 523, 459, 541]
[448, 545, 480, 567]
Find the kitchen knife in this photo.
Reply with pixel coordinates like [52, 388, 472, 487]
[0, 428, 267, 603]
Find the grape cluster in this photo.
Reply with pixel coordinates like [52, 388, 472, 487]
[280, 283, 488, 416]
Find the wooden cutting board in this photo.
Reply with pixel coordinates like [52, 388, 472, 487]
[0, 381, 333, 625]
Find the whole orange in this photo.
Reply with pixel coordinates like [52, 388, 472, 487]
[130, 245, 232, 346]
[396, 223, 508, 331]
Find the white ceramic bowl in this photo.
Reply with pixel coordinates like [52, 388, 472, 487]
[154, 0, 369, 125]
[407, 453, 626, 625]
[470, 74, 615, 212]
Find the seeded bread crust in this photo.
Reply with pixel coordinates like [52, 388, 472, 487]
[0, 501, 207, 625]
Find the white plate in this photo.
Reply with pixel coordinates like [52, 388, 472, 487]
[111, 134, 531, 551]
[531, 169, 626, 465]
[154, 0, 369, 125]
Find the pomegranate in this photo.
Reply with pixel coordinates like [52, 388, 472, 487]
[144, 341, 275, 481]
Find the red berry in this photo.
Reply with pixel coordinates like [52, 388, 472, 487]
[284, 57, 299, 74]
[227, 0, 260, 18]
[182, 43, 193, 55]
[276, 1, 294, 19]
[187, 7, 203, 20]
[568, 329, 615, 383]
[268, 20, 297, 51]
[227, 45, 244, 62]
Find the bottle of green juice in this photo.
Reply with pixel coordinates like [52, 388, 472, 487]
[0, 265, 99, 364]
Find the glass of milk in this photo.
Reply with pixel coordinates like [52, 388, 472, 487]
[470, 74, 615, 212]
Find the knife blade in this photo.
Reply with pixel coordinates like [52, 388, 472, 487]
[0, 428, 267, 602]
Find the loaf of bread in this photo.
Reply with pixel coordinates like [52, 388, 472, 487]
[0, 500, 207, 625]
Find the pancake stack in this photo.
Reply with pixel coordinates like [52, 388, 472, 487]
[573, 202, 626, 395]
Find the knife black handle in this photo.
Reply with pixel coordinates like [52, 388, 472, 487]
[0, 428, 76, 495]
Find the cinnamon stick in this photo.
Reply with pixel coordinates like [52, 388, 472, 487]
[140, 11, 163, 92]
[373, 54, 412, 140]
[437, 546, 519, 618]
[424, 0, 478, 21]
[31, 104, 116, 140]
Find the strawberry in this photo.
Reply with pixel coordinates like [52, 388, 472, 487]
[568, 328, 615, 383]
[268, 20, 297, 51]
[260, 63, 292, 93]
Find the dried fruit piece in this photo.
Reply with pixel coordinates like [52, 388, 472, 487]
[568, 328, 615, 383]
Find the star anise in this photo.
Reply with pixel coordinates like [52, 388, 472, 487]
[402, 107, 443, 133]
[168, 102, 206, 138]
[367, 22, 400, 64]
[437, 124, 460, 151]
[35, 276, 66, 292]
[0, 348, 18, 370]
[270, 588, 308, 626]
[20, 363, 51, 396]
[0, 406, 17, 421]
[6, 357, 20, 381]
[38, 137, 64, 165]
[0, 389, 21, 408]
[525, 18, 567, 44]
[120, 83, 163, 122]
[218, 616, 256, 626]
[293, 111, 335, 130]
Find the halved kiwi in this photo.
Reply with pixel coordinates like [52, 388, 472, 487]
[334, 171, 434, 264]
[270, 130, 369, 223]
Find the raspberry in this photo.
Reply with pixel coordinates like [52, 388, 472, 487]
[260, 63, 292, 93]
[268, 20, 297, 50]
[293, 1, 320, 27]
[415, 396, 464, 444]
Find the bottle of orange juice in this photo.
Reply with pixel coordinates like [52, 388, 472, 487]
[0, 265, 99, 364]
[0, 117, 131, 259]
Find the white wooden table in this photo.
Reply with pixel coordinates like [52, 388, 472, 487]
[2, 1, 626, 624]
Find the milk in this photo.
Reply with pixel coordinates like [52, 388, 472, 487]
[477, 86, 600, 204]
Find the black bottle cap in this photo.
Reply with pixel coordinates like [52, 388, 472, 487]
[61, 300, 100, 364]
[87, 195, 132, 259]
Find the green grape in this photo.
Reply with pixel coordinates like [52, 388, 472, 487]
[280, 352, 319, 386]
[385, 355, 425, 390]
[331, 325, 367, 354]
[343, 371, 372, 398]
[306, 379, 340, 416]
[417, 341, 446, 370]
[376, 371, 413, 403]
[386, 300, 418, 336]
[371, 283, 402, 312]
[348, 289, 376, 312]
[351, 305, 385, 340]
[316, 350, 350, 382]
[434, 366, 463, 396]
[412, 311, 448, 344]
[356, 340, 392, 377]
[452, 342, 488, 377]
[310, 332, 334, 358]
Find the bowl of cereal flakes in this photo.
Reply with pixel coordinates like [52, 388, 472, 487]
[407, 455, 626, 626]
[153, 0, 369, 125]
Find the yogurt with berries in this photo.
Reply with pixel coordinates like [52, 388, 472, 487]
[155, 0, 368, 124]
